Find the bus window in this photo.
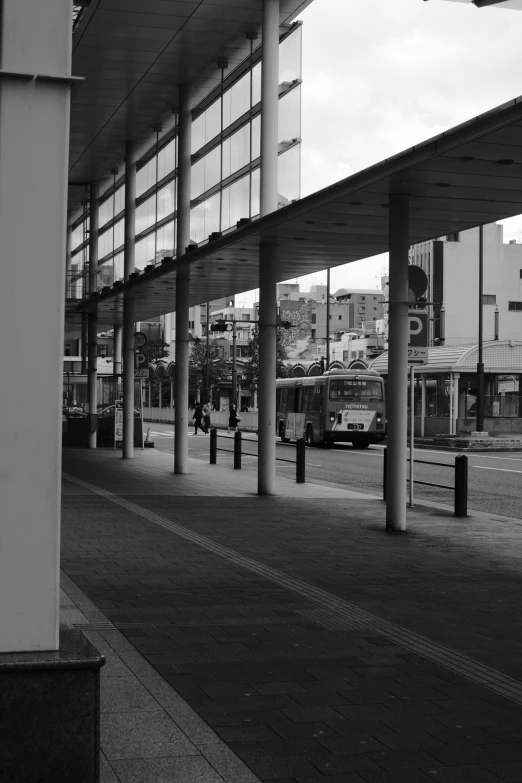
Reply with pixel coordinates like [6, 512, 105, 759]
[309, 386, 322, 412]
[280, 388, 288, 412]
[329, 379, 383, 401]
[287, 388, 296, 412]
[276, 389, 281, 411]
[296, 387, 304, 412]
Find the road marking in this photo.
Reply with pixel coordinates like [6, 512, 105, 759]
[63, 471, 522, 709]
[474, 466, 522, 475]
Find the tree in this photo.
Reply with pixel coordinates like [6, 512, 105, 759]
[243, 326, 289, 390]
[143, 339, 170, 364]
[188, 337, 229, 403]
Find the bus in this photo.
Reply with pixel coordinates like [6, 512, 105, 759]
[275, 369, 386, 448]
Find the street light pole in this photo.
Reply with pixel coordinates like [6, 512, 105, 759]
[232, 320, 237, 408]
[326, 268, 330, 371]
[206, 300, 210, 401]
[476, 225, 484, 432]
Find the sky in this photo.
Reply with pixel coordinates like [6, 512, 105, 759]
[237, 0, 522, 306]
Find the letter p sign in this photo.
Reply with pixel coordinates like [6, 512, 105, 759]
[408, 312, 428, 347]
[134, 351, 149, 378]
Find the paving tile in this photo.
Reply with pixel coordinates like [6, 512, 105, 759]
[421, 764, 505, 782]
[100, 675, 161, 713]
[100, 751, 119, 783]
[484, 761, 522, 782]
[101, 711, 199, 760]
[111, 756, 226, 783]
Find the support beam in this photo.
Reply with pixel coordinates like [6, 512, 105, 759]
[258, 0, 280, 496]
[174, 84, 192, 474]
[87, 181, 99, 448]
[386, 193, 410, 532]
[122, 141, 137, 458]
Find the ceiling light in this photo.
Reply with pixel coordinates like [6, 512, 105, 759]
[460, 156, 475, 162]
[435, 183, 450, 188]
[497, 159, 514, 166]
[349, 201, 362, 206]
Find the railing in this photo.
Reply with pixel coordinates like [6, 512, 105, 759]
[209, 428, 306, 483]
[383, 447, 468, 518]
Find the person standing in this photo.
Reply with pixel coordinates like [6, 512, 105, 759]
[193, 402, 205, 435]
[228, 403, 240, 433]
[202, 401, 211, 434]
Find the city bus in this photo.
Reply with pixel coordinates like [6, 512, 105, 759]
[275, 369, 386, 448]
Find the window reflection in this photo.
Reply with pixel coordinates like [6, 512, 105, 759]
[278, 146, 300, 207]
[135, 195, 156, 235]
[135, 234, 155, 270]
[279, 26, 302, 83]
[157, 181, 175, 222]
[157, 140, 176, 181]
[251, 168, 260, 217]
[71, 223, 85, 251]
[136, 158, 156, 198]
[156, 221, 175, 261]
[222, 124, 250, 179]
[113, 253, 124, 283]
[278, 86, 301, 143]
[252, 116, 260, 160]
[191, 146, 221, 199]
[223, 72, 250, 129]
[222, 174, 250, 231]
[190, 193, 220, 244]
[252, 63, 261, 106]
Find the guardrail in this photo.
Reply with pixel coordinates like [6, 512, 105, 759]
[383, 447, 468, 517]
[209, 428, 306, 483]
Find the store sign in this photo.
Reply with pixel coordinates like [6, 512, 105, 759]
[408, 307, 428, 365]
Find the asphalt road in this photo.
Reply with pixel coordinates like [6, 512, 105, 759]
[144, 422, 522, 520]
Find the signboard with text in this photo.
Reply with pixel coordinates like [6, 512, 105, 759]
[134, 351, 149, 378]
[408, 306, 428, 365]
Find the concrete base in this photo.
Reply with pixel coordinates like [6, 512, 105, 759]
[0, 629, 105, 782]
[470, 430, 490, 438]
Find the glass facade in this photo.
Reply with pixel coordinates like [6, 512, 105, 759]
[69, 24, 302, 296]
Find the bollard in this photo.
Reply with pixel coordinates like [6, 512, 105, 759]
[296, 438, 305, 483]
[234, 430, 242, 469]
[210, 428, 217, 464]
[454, 454, 468, 517]
[383, 446, 387, 500]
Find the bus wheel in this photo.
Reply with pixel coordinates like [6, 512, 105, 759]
[305, 426, 314, 447]
[279, 422, 290, 443]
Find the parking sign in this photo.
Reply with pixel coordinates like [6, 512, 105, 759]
[408, 307, 428, 365]
[134, 351, 149, 378]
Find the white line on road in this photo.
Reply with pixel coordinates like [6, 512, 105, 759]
[474, 466, 522, 474]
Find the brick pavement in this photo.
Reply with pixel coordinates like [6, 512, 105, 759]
[61, 447, 522, 782]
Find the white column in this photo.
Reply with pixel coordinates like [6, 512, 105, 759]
[174, 84, 192, 474]
[0, 0, 71, 652]
[258, 0, 280, 495]
[454, 373, 460, 434]
[122, 141, 136, 458]
[386, 193, 410, 532]
[87, 181, 99, 448]
[449, 372, 454, 436]
[65, 225, 72, 298]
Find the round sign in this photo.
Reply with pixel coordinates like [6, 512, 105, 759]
[134, 331, 148, 349]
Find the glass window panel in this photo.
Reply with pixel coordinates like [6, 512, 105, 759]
[191, 146, 221, 199]
[223, 73, 250, 129]
[278, 86, 301, 143]
[221, 174, 250, 231]
[190, 193, 220, 243]
[279, 26, 302, 83]
[251, 168, 260, 218]
[157, 139, 176, 180]
[278, 145, 300, 207]
[191, 113, 205, 154]
[135, 234, 155, 270]
[99, 197, 112, 228]
[252, 63, 261, 106]
[114, 185, 125, 215]
[204, 99, 221, 145]
[252, 115, 260, 161]
[136, 157, 156, 198]
[71, 223, 85, 251]
[156, 221, 175, 261]
[135, 194, 156, 235]
[97, 261, 114, 289]
[157, 181, 175, 221]
[222, 123, 250, 179]
[98, 228, 113, 259]
[114, 219, 124, 250]
[113, 253, 124, 283]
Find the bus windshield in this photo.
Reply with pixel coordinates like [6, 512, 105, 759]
[329, 379, 383, 402]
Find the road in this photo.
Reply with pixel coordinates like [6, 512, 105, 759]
[143, 422, 522, 520]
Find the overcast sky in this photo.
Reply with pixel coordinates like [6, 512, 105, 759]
[238, 0, 522, 306]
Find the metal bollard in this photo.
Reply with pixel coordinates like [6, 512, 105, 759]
[234, 430, 242, 469]
[383, 446, 387, 500]
[454, 454, 468, 517]
[210, 428, 217, 464]
[296, 438, 305, 483]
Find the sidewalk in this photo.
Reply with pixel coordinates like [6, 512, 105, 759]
[61, 446, 522, 782]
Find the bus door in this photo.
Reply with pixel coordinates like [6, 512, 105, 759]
[283, 387, 297, 438]
[294, 386, 306, 439]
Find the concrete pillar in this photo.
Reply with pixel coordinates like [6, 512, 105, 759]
[123, 141, 137, 458]
[454, 374, 460, 434]
[174, 84, 192, 474]
[258, 0, 280, 495]
[421, 375, 426, 437]
[87, 181, 99, 448]
[65, 225, 72, 298]
[386, 193, 410, 532]
[0, 0, 71, 652]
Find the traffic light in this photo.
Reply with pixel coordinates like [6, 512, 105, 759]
[210, 320, 227, 332]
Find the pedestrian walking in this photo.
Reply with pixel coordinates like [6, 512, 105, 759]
[193, 403, 205, 435]
[202, 402, 211, 434]
[228, 403, 240, 433]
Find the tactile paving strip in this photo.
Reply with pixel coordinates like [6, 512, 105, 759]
[64, 471, 522, 707]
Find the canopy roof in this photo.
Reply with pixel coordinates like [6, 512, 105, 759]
[68, 0, 312, 212]
[80, 94, 522, 331]
[369, 341, 522, 374]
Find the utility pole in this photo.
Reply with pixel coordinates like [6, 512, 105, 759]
[476, 225, 484, 432]
[206, 301, 210, 401]
[232, 320, 237, 407]
[326, 268, 330, 371]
